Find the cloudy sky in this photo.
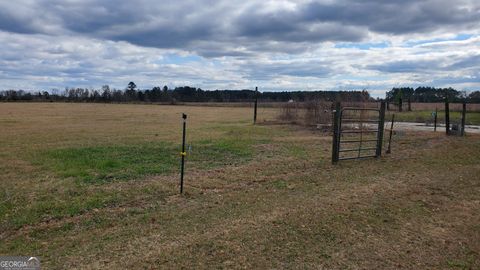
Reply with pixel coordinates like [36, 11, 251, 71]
[1, 0, 479, 96]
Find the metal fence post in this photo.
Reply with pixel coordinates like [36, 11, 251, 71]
[434, 108, 437, 132]
[180, 113, 187, 194]
[376, 101, 386, 157]
[461, 102, 466, 136]
[253, 87, 258, 124]
[332, 102, 341, 164]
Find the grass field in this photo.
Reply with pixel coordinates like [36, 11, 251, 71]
[386, 110, 480, 125]
[1, 103, 479, 269]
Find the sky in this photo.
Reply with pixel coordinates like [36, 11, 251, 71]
[0, 0, 479, 97]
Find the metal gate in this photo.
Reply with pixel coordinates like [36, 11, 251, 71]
[332, 102, 386, 163]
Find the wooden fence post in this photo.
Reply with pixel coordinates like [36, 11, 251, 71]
[445, 99, 450, 135]
[376, 101, 386, 157]
[386, 114, 395, 154]
[461, 102, 466, 136]
[332, 102, 341, 164]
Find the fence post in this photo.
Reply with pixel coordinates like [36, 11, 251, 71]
[386, 114, 395, 154]
[408, 97, 412, 111]
[376, 101, 386, 157]
[180, 113, 187, 194]
[253, 87, 258, 124]
[332, 102, 341, 164]
[461, 102, 466, 136]
[434, 107, 437, 132]
[398, 98, 403, 112]
[445, 99, 450, 135]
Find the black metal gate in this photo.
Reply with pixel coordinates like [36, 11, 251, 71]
[332, 102, 386, 163]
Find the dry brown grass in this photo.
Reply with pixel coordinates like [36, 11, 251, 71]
[1, 103, 479, 269]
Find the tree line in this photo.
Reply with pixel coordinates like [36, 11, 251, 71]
[386, 87, 480, 103]
[0, 82, 371, 103]
[1, 83, 479, 103]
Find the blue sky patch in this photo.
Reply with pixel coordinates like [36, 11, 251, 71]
[403, 34, 474, 47]
[161, 54, 203, 65]
[335, 42, 390, 50]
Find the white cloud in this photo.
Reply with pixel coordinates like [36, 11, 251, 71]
[0, 0, 479, 96]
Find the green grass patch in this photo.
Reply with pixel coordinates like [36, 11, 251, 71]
[10, 190, 122, 228]
[37, 143, 178, 183]
[446, 258, 476, 270]
[34, 129, 268, 183]
[285, 144, 308, 159]
[192, 138, 254, 168]
[272, 180, 288, 189]
[189, 125, 273, 168]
